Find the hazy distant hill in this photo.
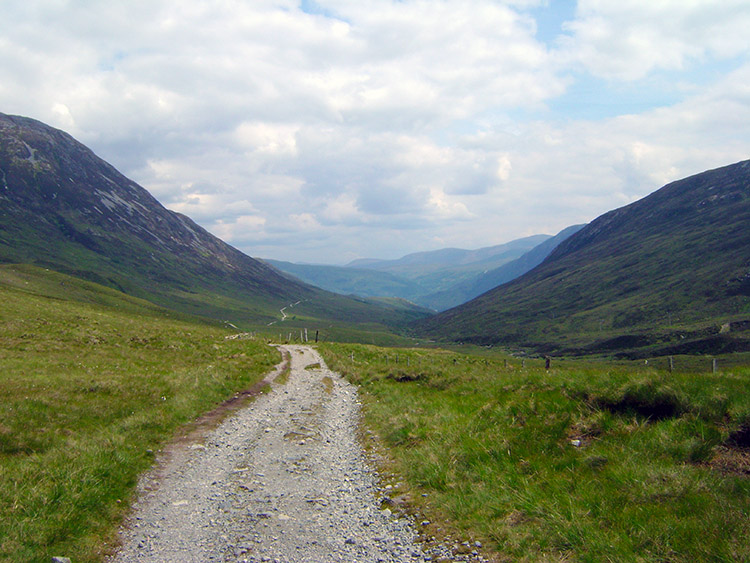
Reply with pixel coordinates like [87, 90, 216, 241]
[264, 259, 425, 301]
[0, 112, 431, 329]
[268, 235, 550, 308]
[420, 224, 586, 311]
[415, 160, 750, 357]
[348, 234, 549, 278]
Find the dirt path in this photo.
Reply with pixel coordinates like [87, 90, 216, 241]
[108, 345, 433, 562]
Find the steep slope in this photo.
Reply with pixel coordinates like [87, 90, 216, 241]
[415, 160, 750, 356]
[420, 224, 586, 311]
[0, 113, 430, 328]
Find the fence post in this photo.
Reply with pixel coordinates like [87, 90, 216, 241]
[712, 358, 717, 374]
[669, 356, 674, 373]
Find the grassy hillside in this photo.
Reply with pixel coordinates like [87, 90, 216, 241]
[416, 160, 750, 356]
[267, 235, 550, 309]
[0, 264, 279, 562]
[346, 235, 550, 296]
[421, 225, 585, 311]
[0, 112, 430, 333]
[320, 343, 750, 562]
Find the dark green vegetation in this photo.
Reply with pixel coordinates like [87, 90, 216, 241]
[320, 343, 750, 562]
[416, 160, 750, 357]
[423, 224, 585, 311]
[0, 113, 430, 333]
[0, 264, 280, 562]
[268, 234, 557, 311]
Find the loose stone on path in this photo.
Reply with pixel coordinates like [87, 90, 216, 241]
[108, 345, 453, 562]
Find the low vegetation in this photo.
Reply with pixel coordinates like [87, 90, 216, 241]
[319, 343, 750, 562]
[0, 265, 278, 563]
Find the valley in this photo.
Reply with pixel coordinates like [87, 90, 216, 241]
[2, 112, 750, 562]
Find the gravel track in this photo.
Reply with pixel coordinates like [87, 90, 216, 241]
[109, 345, 442, 563]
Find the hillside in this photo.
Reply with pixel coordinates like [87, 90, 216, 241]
[347, 236, 549, 296]
[264, 259, 425, 302]
[268, 235, 550, 308]
[420, 224, 585, 310]
[0, 112, 430, 330]
[415, 160, 750, 357]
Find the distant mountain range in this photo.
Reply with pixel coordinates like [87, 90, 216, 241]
[416, 225, 585, 310]
[0, 112, 431, 330]
[266, 232, 585, 310]
[4, 111, 748, 357]
[415, 160, 750, 357]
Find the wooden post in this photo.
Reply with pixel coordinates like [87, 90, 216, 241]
[545, 357, 551, 370]
[669, 356, 674, 373]
[712, 358, 717, 374]
[315, 330, 319, 343]
[522, 359, 526, 369]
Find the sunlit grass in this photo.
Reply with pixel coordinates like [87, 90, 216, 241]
[0, 266, 278, 562]
[320, 343, 750, 562]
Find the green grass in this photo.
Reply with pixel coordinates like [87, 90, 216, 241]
[415, 160, 750, 358]
[0, 265, 279, 562]
[319, 343, 750, 562]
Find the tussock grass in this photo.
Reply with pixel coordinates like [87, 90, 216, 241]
[320, 343, 750, 562]
[0, 266, 278, 562]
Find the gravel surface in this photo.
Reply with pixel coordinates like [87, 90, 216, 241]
[109, 345, 486, 562]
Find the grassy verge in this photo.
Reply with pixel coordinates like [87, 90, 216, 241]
[0, 265, 278, 562]
[319, 343, 750, 562]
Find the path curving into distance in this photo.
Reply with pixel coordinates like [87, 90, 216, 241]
[108, 345, 464, 563]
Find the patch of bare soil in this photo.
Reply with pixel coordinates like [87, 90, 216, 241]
[707, 446, 750, 476]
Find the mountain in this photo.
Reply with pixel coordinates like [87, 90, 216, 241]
[264, 259, 425, 302]
[419, 224, 586, 311]
[414, 160, 750, 357]
[0, 112, 431, 329]
[348, 234, 549, 273]
[267, 235, 550, 308]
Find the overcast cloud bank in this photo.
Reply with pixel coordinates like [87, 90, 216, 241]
[2, 0, 749, 263]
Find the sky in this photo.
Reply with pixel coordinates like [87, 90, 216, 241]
[2, 1, 750, 264]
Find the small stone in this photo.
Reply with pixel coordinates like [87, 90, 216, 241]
[52, 558, 72, 563]
[345, 537, 356, 545]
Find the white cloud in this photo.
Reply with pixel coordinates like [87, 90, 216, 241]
[428, 188, 474, 220]
[559, 0, 750, 80]
[0, 0, 748, 263]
